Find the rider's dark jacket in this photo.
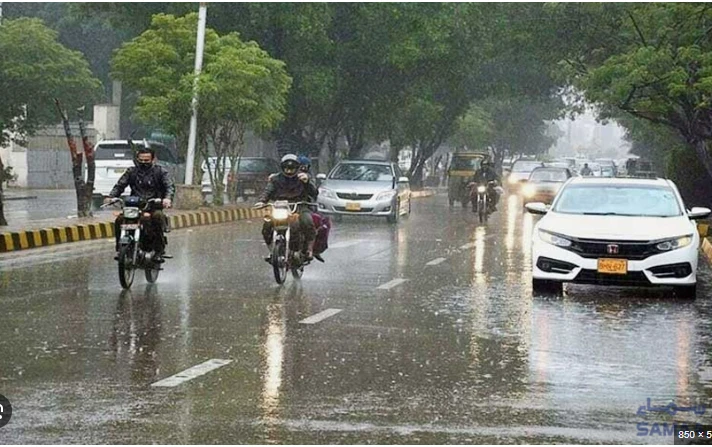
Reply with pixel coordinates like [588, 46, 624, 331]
[470, 166, 500, 185]
[258, 173, 317, 203]
[109, 165, 175, 201]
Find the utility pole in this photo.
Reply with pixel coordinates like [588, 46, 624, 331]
[184, 2, 207, 185]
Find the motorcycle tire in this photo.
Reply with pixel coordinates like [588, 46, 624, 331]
[272, 240, 287, 284]
[118, 244, 136, 289]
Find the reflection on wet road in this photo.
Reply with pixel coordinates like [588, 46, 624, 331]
[1, 191, 712, 443]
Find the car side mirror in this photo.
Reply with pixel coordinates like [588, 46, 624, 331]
[316, 173, 327, 180]
[688, 207, 711, 220]
[525, 202, 549, 215]
[398, 176, 409, 183]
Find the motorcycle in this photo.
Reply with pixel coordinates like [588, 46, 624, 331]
[102, 197, 167, 289]
[255, 201, 316, 284]
[469, 181, 497, 223]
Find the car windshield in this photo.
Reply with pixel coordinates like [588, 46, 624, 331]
[330, 163, 393, 182]
[530, 169, 568, 182]
[512, 161, 542, 172]
[235, 159, 277, 173]
[553, 184, 682, 217]
[450, 156, 482, 170]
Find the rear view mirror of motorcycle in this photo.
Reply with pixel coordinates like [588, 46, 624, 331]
[316, 173, 327, 180]
[525, 202, 549, 215]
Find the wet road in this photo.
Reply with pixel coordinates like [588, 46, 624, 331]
[1, 192, 712, 443]
[3, 189, 114, 223]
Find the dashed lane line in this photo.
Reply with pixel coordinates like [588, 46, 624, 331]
[377, 278, 408, 290]
[426, 257, 447, 266]
[151, 359, 232, 387]
[299, 308, 343, 324]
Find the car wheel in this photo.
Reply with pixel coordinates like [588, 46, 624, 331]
[387, 201, 400, 224]
[673, 284, 697, 300]
[532, 279, 563, 295]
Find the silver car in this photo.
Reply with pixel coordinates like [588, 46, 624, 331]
[316, 160, 411, 223]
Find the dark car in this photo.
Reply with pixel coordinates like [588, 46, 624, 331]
[221, 157, 280, 200]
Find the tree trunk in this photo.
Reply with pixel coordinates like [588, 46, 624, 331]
[691, 139, 712, 183]
[55, 99, 89, 217]
[78, 108, 95, 217]
[0, 155, 7, 226]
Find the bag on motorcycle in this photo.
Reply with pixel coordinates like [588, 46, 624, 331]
[312, 213, 331, 255]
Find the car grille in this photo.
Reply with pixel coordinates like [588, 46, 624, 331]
[336, 193, 373, 201]
[334, 206, 374, 213]
[574, 269, 651, 286]
[567, 238, 658, 260]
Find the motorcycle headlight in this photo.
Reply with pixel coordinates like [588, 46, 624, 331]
[656, 235, 693, 251]
[539, 229, 573, 248]
[522, 184, 536, 197]
[124, 208, 140, 219]
[376, 190, 398, 201]
[272, 208, 290, 220]
[477, 186, 486, 193]
[319, 187, 337, 199]
[508, 176, 518, 185]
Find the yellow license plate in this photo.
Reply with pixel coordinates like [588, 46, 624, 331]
[597, 258, 628, 274]
[345, 202, 361, 211]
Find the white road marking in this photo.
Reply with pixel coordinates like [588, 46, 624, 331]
[377, 278, 408, 290]
[459, 242, 477, 250]
[151, 359, 232, 387]
[299, 308, 343, 325]
[426, 257, 447, 266]
[329, 240, 362, 249]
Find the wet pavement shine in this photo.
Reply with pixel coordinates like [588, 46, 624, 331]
[1, 192, 712, 443]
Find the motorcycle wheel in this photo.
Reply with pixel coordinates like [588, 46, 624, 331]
[145, 258, 160, 284]
[478, 197, 486, 223]
[118, 244, 136, 289]
[272, 240, 287, 284]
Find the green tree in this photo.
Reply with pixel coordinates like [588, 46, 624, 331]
[559, 4, 712, 180]
[112, 13, 291, 203]
[0, 17, 101, 225]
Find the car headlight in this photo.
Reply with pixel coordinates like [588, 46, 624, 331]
[522, 184, 536, 197]
[656, 234, 693, 251]
[477, 185, 486, 193]
[319, 187, 337, 199]
[123, 208, 140, 219]
[376, 190, 398, 201]
[508, 176, 518, 185]
[538, 229, 573, 248]
[272, 208, 289, 220]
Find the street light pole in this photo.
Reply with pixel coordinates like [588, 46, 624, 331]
[184, 2, 207, 185]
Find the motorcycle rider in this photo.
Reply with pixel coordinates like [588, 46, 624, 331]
[580, 163, 593, 176]
[255, 154, 318, 262]
[105, 146, 175, 262]
[469, 159, 501, 211]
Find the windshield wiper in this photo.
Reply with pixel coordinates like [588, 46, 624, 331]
[581, 212, 639, 216]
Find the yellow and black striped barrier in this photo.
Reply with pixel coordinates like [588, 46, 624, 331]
[0, 207, 269, 253]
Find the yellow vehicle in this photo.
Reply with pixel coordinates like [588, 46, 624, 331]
[447, 152, 487, 207]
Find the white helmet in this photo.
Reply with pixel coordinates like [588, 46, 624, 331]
[280, 154, 300, 177]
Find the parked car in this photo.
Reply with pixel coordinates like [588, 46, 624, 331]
[316, 160, 411, 223]
[526, 177, 711, 298]
[201, 157, 280, 200]
[521, 167, 572, 205]
[91, 140, 185, 209]
[507, 159, 545, 188]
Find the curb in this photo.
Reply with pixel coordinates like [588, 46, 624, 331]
[702, 237, 712, 266]
[0, 208, 268, 253]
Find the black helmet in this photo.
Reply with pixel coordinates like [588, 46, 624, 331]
[280, 154, 300, 177]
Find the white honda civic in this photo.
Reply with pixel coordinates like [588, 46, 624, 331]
[526, 177, 711, 298]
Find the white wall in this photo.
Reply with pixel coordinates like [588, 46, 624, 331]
[93, 104, 120, 141]
[0, 139, 28, 187]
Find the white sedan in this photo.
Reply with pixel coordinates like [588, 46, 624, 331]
[526, 177, 711, 298]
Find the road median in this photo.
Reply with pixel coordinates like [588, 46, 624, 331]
[0, 189, 438, 253]
[0, 206, 269, 253]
